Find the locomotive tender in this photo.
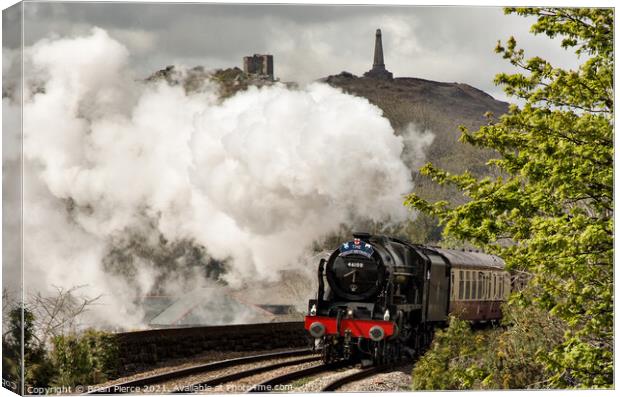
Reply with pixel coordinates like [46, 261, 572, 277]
[304, 233, 509, 364]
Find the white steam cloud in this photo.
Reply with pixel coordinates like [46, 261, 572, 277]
[4, 28, 433, 328]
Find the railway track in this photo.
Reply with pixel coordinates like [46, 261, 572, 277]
[247, 360, 406, 393]
[320, 363, 394, 391]
[87, 348, 408, 394]
[175, 355, 320, 393]
[246, 360, 351, 393]
[85, 348, 316, 394]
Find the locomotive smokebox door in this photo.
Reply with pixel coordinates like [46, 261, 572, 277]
[326, 238, 385, 301]
[327, 254, 383, 301]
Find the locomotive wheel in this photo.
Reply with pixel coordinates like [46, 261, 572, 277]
[420, 325, 436, 351]
[322, 339, 339, 363]
[394, 341, 402, 362]
[426, 325, 436, 348]
[321, 343, 329, 363]
[421, 326, 430, 350]
[373, 341, 388, 365]
[410, 324, 435, 358]
[385, 341, 399, 363]
[411, 325, 422, 357]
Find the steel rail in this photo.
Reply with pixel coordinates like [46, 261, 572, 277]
[321, 363, 393, 391]
[246, 360, 350, 393]
[85, 348, 314, 394]
[177, 355, 320, 393]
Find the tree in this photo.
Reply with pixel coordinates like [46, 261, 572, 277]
[405, 8, 612, 388]
[29, 285, 101, 344]
[2, 306, 57, 391]
[2, 289, 118, 390]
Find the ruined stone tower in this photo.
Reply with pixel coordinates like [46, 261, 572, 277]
[243, 54, 274, 80]
[364, 29, 393, 80]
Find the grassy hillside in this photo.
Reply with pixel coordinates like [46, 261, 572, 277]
[322, 73, 509, 244]
[323, 73, 508, 176]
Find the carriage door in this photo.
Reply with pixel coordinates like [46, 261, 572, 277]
[425, 253, 450, 322]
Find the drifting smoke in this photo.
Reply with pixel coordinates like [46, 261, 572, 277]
[3, 28, 434, 328]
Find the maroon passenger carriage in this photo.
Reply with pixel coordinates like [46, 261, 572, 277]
[304, 233, 509, 364]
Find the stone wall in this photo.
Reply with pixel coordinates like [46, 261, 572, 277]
[115, 322, 308, 375]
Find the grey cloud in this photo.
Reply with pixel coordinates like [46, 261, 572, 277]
[2, 3, 22, 49]
[16, 2, 580, 102]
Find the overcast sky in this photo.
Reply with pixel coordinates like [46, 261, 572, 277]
[5, 1, 581, 102]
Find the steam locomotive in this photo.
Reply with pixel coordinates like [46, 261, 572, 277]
[304, 233, 510, 364]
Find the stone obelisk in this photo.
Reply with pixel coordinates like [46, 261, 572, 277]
[364, 29, 393, 80]
[373, 29, 385, 69]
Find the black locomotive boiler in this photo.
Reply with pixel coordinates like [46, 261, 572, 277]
[304, 233, 509, 364]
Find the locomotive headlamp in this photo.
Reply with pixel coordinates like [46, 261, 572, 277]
[309, 322, 326, 338]
[310, 304, 317, 316]
[369, 326, 385, 341]
[383, 309, 390, 321]
[347, 309, 354, 318]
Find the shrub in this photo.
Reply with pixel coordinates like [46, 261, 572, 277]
[412, 303, 565, 390]
[411, 315, 498, 390]
[51, 329, 119, 387]
[2, 307, 58, 391]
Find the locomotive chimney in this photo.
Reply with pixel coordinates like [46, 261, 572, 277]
[353, 232, 372, 241]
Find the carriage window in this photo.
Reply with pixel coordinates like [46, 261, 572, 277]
[475, 272, 479, 300]
[485, 273, 490, 299]
[493, 274, 497, 299]
[474, 272, 478, 299]
[498, 275, 502, 298]
[502, 274, 506, 299]
[451, 271, 455, 299]
[459, 270, 464, 299]
[472, 272, 477, 300]
[465, 271, 470, 300]
[488, 274, 492, 299]
[485, 273, 488, 299]
[478, 272, 483, 299]
[499, 274, 503, 299]
[499, 275, 504, 298]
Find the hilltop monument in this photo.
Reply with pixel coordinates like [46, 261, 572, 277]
[364, 29, 393, 80]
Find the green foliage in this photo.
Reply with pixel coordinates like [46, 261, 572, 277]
[490, 301, 565, 388]
[2, 302, 119, 390]
[2, 307, 22, 386]
[412, 316, 485, 390]
[2, 309, 22, 393]
[2, 307, 57, 390]
[405, 8, 613, 388]
[51, 329, 119, 387]
[413, 304, 565, 390]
